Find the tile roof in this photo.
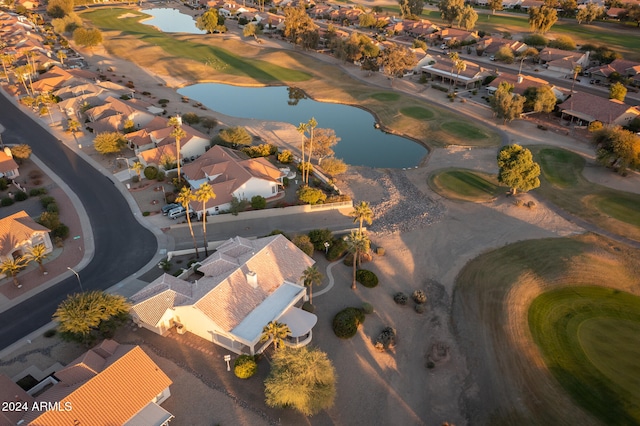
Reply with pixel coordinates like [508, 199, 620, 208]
[488, 72, 551, 95]
[139, 144, 180, 166]
[0, 150, 18, 174]
[0, 211, 50, 256]
[558, 91, 640, 123]
[23, 342, 172, 426]
[0, 374, 35, 425]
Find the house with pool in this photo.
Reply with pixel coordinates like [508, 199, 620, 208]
[129, 234, 318, 355]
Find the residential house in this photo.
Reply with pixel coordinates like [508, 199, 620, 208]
[0, 210, 51, 269]
[476, 36, 529, 55]
[557, 91, 640, 126]
[402, 19, 439, 38]
[181, 145, 285, 215]
[475, 0, 522, 6]
[520, 0, 544, 9]
[138, 144, 179, 171]
[0, 148, 19, 180]
[587, 58, 640, 84]
[130, 235, 317, 355]
[433, 28, 480, 46]
[126, 116, 209, 160]
[16, 0, 40, 9]
[487, 72, 566, 100]
[538, 47, 590, 74]
[605, 6, 626, 18]
[86, 96, 155, 133]
[0, 340, 173, 426]
[421, 57, 494, 88]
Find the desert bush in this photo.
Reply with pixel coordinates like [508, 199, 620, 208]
[302, 301, 316, 313]
[362, 302, 374, 314]
[40, 195, 56, 208]
[28, 169, 43, 179]
[412, 289, 427, 304]
[415, 303, 426, 314]
[588, 121, 603, 132]
[327, 238, 348, 261]
[1, 197, 14, 207]
[46, 203, 59, 213]
[308, 228, 333, 251]
[234, 355, 258, 379]
[526, 201, 537, 209]
[52, 224, 69, 239]
[0, 178, 7, 190]
[332, 307, 365, 339]
[157, 170, 165, 181]
[292, 234, 314, 257]
[278, 149, 293, 163]
[374, 327, 396, 352]
[251, 195, 266, 209]
[297, 186, 326, 205]
[29, 188, 47, 196]
[394, 292, 408, 305]
[131, 175, 140, 183]
[181, 112, 200, 125]
[14, 191, 28, 201]
[513, 198, 524, 207]
[144, 166, 158, 180]
[356, 269, 379, 288]
[242, 143, 277, 158]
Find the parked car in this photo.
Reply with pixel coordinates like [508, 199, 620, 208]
[440, 44, 449, 50]
[168, 206, 195, 220]
[489, 55, 495, 61]
[161, 203, 180, 215]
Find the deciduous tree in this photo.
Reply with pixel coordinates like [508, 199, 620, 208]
[528, 5, 558, 33]
[321, 157, 348, 176]
[73, 27, 103, 48]
[242, 23, 262, 41]
[490, 82, 525, 124]
[533, 85, 557, 113]
[592, 126, 640, 173]
[264, 346, 337, 416]
[93, 132, 126, 155]
[496, 144, 541, 194]
[609, 82, 627, 101]
[488, 0, 503, 14]
[399, 0, 424, 18]
[312, 128, 340, 164]
[438, 0, 465, 27]
[459, 5, 478, 30]
[576, 2, 602, 24]
[197, 8, 226, 33]
[284, 5, 318, 48]
[495, 45, 515, 63]
[378, 43, 417, 86]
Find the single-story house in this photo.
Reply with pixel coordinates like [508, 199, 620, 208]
[476, 36, 529, 55]
[127, 116, 210, 160]
[421, 58, 493, 89]
[605, 6, 626, 18]
[0, 340, 173, 426]
[557, 91, 640, 126]
[0, 147, 19, 180]
[587, 58, 640, 82]
[130, 235, 317, 355]
[86, 96, 154, 130]
[0, 210, 51, 264]
[181, 145, 285, 216]
[538, 47, 590, 74]
[487, 72, 566, 100]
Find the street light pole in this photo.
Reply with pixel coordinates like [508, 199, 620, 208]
[67, 267, 83, 292]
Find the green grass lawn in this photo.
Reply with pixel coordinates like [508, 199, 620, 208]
[370, 92, 401, 102]
[82, 8, 311, 83]
[529, 286, 640, 424]
[429, 168, 503, 202]
[400, 106, 435, 120]
[440, 121, 490, 141]
[533, 146, 640, 241]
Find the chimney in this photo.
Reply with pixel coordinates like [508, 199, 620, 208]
[517, 74, 523, 84]
[246, 271, 257, 288]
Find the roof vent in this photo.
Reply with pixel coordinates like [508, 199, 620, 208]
[246, 271, 258, 288]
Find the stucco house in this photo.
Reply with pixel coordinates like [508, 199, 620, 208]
[421, 57, 493, 88]
[130, 235, 317, 355]
[487, 72, 566, 101]
[181, 145, 285, 216]
[557, 91, 640, 126]
[0, 340, 173, 426]
[538, 48, 590, 74]
[0, 210, 52, 264]
[0, 148, 19, 180]
[587, 58, 640, 84]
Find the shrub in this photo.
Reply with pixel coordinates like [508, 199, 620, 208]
[588, 121, 603, 132]
[144, 166, 158, 180]
[415, 303, 426, 314]
[308, 228, 333, 251]
[29, 188, 47, 196]
[426, 361, 435, 369]
[374, 327, 396, 352]
[14, 191, 28, 201]
[40, 195, 56, 208]
[158, 99, 170, 104]
[362, 302, 374, 314]
[181, 112, 200, 125]
[326, 238, 348, 261]
[156, 170, 165, 181]
[292, 235, 314, 257]
[46, 203, 59, 213]
[251, 195, 266, 209]
[242, 143, 277, 158]
[234, 355, 258, 379]
[142, 211, 150, 216]
[412, 289, 427, 304]
[302, 301, 316, 313]
[0, 178, 8, 190]
[52, 224, 69, 239]
[38, 211, 61, 230]
[131, 175, 140, 183]
[278, 149, 293, 163]
[332, 307, 365, 339]
[1, 197, 14, 206]
[526, 201, 537, 209]
[394, 292, 408, 305]
[297, 186, 326, 205]
[514, 198, 524, 207]
[356, 269, 379, 288]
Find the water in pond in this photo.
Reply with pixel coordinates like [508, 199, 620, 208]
[178, 84, 428, 168]
[141, 8, 205, 34]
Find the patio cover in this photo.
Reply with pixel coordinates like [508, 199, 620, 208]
[125, 402, 174, 426]
[279, 306, 318, 338]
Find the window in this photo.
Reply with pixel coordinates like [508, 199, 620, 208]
[272, 186, 277, 194]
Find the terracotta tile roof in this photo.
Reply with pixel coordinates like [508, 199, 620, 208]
[558, 91, 640, 123]
[489, 72, 551, 95]
[240, 157, 285, 182]
[539, 47, 586, 63]
[23, 342, 172, 426]
[0, 374, 35, 425]
[0, 150, 18, 174]
[0, 211, 50, 256]
[139, 144, 180, 166]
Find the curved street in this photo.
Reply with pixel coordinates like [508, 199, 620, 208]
[0, 94, 158, 350]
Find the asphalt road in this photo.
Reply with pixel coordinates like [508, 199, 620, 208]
[0, 95, 157, 351]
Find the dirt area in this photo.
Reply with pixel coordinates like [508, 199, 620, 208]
[3, 8, 637, 425]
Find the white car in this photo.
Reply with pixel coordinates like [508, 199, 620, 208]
[440, 44, 448, 50]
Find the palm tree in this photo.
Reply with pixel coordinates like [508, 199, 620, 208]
[23, 244, 49, 274]
[448, 52, 460, 91]
[195, 182, 216, 256]
[301, 265, 323, 304]
[0, 53, 15, 83]
[131, 161, 144, 179]
[56, 50, 67, 65]
[260, 320, 291, 351]
[14, 65, 32, 96]
[169, 116, 186, 183]
[67, 118, 82, 145]
[297, 122, 307, 184]
[0, 257, 26, 288]
[304, 117, 317, 185]
[454, 58, 467, 89]
[345, 231, 370, 290]
[176, 186, 198, 257]
[349, 201, 373, 233]
[571, 65, 582, 94]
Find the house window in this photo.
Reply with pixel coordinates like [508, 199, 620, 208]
[272, 186, 277, 194]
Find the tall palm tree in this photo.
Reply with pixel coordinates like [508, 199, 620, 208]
[260, 320, 291, 351]
[448, 52, 460, 91]
[571, 65, 582, 94]
[0, 257, 26, 288]
[0, 53, 15, 83]
[304, 117, 317, 185]
[454, 58, 467, 89]
[23, 244, 49, 274]
[349, 201, 373, 233]
[345, 231, 370, 290]
[195, 182, 216, 256]
[14, 65, 32, 96]
[301, 265, 323, 304]
[131, 161, 144, 179]
[169, 116, 186, 183]
[176, 186, 199, 257]
[297, 122, 307, 184]
[56, 50, 67, 65]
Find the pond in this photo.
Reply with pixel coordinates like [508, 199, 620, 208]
[178, 84, 428, 168]
[141, 8, 205, 35]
